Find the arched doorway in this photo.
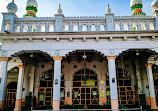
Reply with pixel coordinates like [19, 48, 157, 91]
[5, 82, 17, 107]
[106, 68, 136, 107]
[72, 68, 99, 107]
[37, 69, 65, 108]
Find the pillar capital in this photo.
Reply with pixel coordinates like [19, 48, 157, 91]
[0, 57, 10, 61]
[53, 56, 63, 60]
[106, 56, 117, 60]
[18, 65, 26, 68]
[145, 63, 153, 67]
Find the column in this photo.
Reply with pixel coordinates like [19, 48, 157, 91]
[142, 70, 150, 106]
[135, 60, 142, 94]
[29, 66, 35, 96]
[14, 65, 26, 111]
[52, 56, 63, 110]
[0, 57, 10, 110]
[107, 56, 119, 110]
[65, 81, 73, 105]
[145, 63, 158, 109]
[99, 80, 106, 105]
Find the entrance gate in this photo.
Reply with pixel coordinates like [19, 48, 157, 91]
[72, 87, 99, 105]
[72, 68, 99, 106]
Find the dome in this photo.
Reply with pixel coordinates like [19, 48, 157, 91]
[130, 0, 142, 7]
[7, 1, 18, 13]
[151, 0, 158, 10]
[26, 0, 38, 9]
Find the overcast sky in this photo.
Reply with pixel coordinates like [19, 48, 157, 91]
[0, 0, 154, 30]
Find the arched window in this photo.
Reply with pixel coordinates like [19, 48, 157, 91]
[132, 23, 137, 31]
[64, 24, 69, 32]
[15, 25, 20, 32]
[82, 25, 87, 31]
[91, 25, 96, 31]
[23, 25, 29, 32]
[41, 24, 45, 32]
[100, 24, 104, 31]
[5, 23, 10, 31]
[32, 24, 37, 32]
[49, 24, 54, 32]
[73, 23, 79, 32]
[123, 23, 128, 31]
[115, 23, 120, 31]
[141, 23, 146, 30]
[149, 23, 154, 30]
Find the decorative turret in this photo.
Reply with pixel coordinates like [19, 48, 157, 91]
[130, 0, 146, 16]
[151, 0, 158, 11]
[106, 3, 111, 14]
[57, 4, 63, 14]
[24, 0, 38, 18]
[7, 0, 18, 13]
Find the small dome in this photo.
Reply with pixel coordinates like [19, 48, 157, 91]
[57, 8, 63, 14]
[130, 0, 142, 7]
[151, 0, 158, 10]
[7, 1, 18, 13]
[26, 0, 38, 9]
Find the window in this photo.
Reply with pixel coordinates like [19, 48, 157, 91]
[100, 24, 104, 31]
[140, 23, 146, 30]
[82, 25, 87, 31]
[49, 24, 54, 32]
[149, 23, 154, 30]
[23, 25, 28, 32]
[5, 22, 10, 31]
[115, 23, 120, 31]
[91, 25, 96, 31]
[73, 23, 78, 32]
[15, 25, 20, 32]
[32, 24, 37, 32]
[123, 23, 128, 31]
[64, 24, 69, 32]
[41, 24, 45, 32]
[132, 23, 137, 31]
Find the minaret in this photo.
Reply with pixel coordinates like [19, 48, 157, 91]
[23, 0, 38, 18]
[130, 0, 146, 16]
[151, 0, 158, 30]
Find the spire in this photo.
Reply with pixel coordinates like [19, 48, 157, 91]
[57, 3, 63, 14]
[59, 3, 61, 9]
[106, 3, 111, 14]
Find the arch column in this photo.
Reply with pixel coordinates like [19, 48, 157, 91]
[107, 56, 119, 110]
[145, 63, 158, 109]
[0, 57, 10, 110]
[52, 56, 63, 110]
[14, 65, 26, 111]
[65, 81, 73, 105]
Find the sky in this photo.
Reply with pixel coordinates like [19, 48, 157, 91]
[0, 0, 154, 30]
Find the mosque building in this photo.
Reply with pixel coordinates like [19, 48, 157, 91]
[0, 0, 158, 110]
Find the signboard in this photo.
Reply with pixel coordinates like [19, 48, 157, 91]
[100, 90, 105, 97]
[82, 79, 95, 87]
[60, 92, 64, 97]
[39, 94, 44, 101]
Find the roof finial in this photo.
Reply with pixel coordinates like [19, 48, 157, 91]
[12, 0, 14, 2]
[59, 3, 61, 8]
[108, 3, 109, 8]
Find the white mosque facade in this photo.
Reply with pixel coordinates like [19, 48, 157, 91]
[0, 0, 158, 110]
